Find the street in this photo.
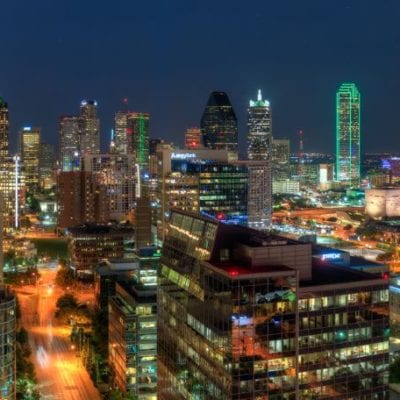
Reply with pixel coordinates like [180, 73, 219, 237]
[16, 266, 101, 400]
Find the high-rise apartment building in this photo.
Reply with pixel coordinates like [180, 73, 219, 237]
[79, 100, 100, 155]
[158, 210, 389, 399]
[57, 171, 109, 229]
[336, 83, 361, 186]
[201, 91, 238, 155]
[59, 115, 80, 171]
[81, 154, 135, 221]
[247, 90, 272, 161]
[184, 127, 203, 149]
[20, 127, 41, 192]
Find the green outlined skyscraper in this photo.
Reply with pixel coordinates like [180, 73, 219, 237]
[336, 83, 361, 186]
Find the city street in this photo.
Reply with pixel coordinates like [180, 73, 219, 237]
[16, 266, 101, 400]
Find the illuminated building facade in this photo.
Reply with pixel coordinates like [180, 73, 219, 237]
[235, 160, 272, 229]
[59, 115, 80, 171]
[126, 112, 150, 171]
[247, 89, 272, 161]
[20, 126, 41, 192]
[0, 290, 16, 400]
[79, 100, 100, 155]
[114, 111, 130, 155]
[336, 83, 361, 186]
[184, 127, 203, 149]
[201, 91, 238, 155]
[0, 98, 9, 162]
[365, 187, 400, 219]
[81, 154, 135, 221]
[158, 210, 389, 400]
[57, 171, 109, 229]
[271, 138, 290, 181]
[39, 142, 55, 189]
[68, 224, 135, 275]
[108, 247, 159, 398]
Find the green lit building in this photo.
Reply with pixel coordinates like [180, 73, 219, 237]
[158, 210, 389, 399]
[126, 112, 150, 171]
[336, 83, 361, 186]
[247, 90, 272, 161]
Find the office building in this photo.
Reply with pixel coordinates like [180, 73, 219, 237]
[59, 115, 80, 171]
[68, 223, 135, 276]
[81, 154, 135, 221]
[0, 98, 9, 163]
[201, 91, 238, 155]
[79, 100, 100, 155]
[158, 210, 389, 399]
[0, 197, 16, 400]
[0, 290, 16, 400]
[20, 127, 41, 192]
[125, 112, 150, 170]
[271, 138, 290, 181]
[336, 83, 361, 186]
[108, 247, 159, 398]
[184, 128, 202, 149]
[236, 160, 272, 229]
[109, 281, 157, 399]
[39, 142, 55, 189]
[247, 90, 272, 161]
[95, 258, 139, 310]
[57, 171, 109, 229]
[114, 111, 130, 155]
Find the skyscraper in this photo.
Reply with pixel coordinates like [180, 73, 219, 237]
[201, 91, 238, 155]
[184, 127, 203, 149]
[79, 100, 100, 155]
[247, 89, 272, 160]
[114, 111, 129, 155]
[0, 98, 9, 162]
[336, 83, 361, 186]
[59, 115, 80, 171]
[126, 112, 150, 170]
[158, 210, 389, 399]
[20, 127, 41, 192]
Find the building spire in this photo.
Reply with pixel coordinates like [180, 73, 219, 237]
[257, 89, 262, 101]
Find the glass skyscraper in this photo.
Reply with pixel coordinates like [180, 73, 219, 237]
[201, 91, 238, 155]
[247, 89, 272, 161]
[0, 98, 9, 162]
[336, 83, 361, 186]
[158, 210, 389, 400]
[79, 100, 100, 155]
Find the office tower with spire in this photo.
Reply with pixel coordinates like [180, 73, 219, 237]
[336, 83, 361, 186]
[247, 89, 272, 161]
[201, 91, 238, 155]
[59, 115, 80, 171]
[20, 127, 41, 192]
[79, 100, 100, 155]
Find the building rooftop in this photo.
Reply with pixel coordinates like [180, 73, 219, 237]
[300, 260, 385, 287]
[209, 261, 294, 278]
[68, 223, 134, 235]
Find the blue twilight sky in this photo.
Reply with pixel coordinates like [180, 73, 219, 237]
[1, 0, 400, 154]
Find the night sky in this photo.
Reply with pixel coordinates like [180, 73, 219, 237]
[2, 0, 400, 154]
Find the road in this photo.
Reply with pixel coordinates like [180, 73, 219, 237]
[16, 266, 101, 400]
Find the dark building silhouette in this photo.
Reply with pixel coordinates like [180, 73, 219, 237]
[200, 91, 238, 154]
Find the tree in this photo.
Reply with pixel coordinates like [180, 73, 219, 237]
[390, 356, 400, 383]
[56, 293, 78, 309]
[55, 266, 75, 288]
[106, 389, 138, 400]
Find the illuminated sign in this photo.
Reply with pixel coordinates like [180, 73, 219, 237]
[171, 152, 196, 160]
[321, 253, 342, 261]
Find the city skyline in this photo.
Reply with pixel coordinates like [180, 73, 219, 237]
[1, 1, 400, 154]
